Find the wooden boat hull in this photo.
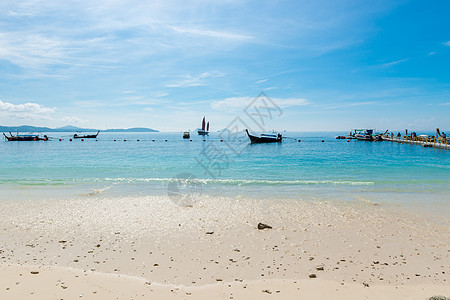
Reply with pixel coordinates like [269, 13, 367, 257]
[246, 129, 282, 143]
[74, 131, 99, 139]
[3, 133, 46, 141]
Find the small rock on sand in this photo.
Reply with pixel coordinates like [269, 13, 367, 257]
[30, 271, 39, 275]
[308, 274, 317, 278]
[257, 223, 272, 230]
[429, 296, 448, 300]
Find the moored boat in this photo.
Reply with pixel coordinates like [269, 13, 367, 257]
[197, 117, 209, 136]
[183, 131, 190, 139]
[3, 132, 47, 141]
[73, 131, 100, 139]
[355, 129, 374, 141]
[245, 129, 282, 143]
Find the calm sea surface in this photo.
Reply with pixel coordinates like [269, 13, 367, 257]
[1, 131, 448, 215]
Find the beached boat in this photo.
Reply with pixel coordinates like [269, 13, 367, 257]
[197, 117, 209, 136]
[3, 132, 47, 141]
[245, 129, 282, 143]
[183, 131, 190, 139]
[73, 131, 100, 139]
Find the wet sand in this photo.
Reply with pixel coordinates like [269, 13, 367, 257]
[0, 195, 448, 299]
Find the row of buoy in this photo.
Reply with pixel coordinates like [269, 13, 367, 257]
[47, 138, 323, 143]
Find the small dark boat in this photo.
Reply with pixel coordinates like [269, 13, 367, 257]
[3, 132, 47, 141]
[246, 129, 282, 143]
[73, 131, 100, 139]
[183, 131, 190, 139]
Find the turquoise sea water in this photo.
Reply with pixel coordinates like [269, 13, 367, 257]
[1, 131, 449, 215]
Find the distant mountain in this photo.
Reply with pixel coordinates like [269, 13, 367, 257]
[0, 125, 159, 133]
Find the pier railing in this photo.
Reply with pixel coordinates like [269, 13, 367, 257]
[383, 135, 449, 150]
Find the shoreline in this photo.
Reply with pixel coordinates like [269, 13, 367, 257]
[1, 264, 448, 300]
[0, 195, 448, 299]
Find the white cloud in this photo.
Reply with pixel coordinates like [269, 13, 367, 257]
[211, 96, 309, 111]
[256, 79, 268, 84]
[59, 116, 86, 124]
[439, 102, 450, 106]
[443, 41, 450, 46]
[0, 99, 55, 114]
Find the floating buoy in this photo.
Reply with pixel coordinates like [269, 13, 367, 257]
[347, 140, 349, 142]
[238, 140, 241, 142]
[81, 139, 84, 141]
[152, 140, 155, 142]
[165, 140, 168, 142]
[96, 140, 98, 141]
[59, 139, 62, 141]
[69, 139, 72, 141]
[124, 139, 126, 142]
[298, 139, 301, 142]
[114, 139, 116, 141]
[33, 138, 36, 141]
[190, 139, 192, 141]
[137, 139, 139, 141]
[322, 140, 324, 142]
[220, 139, 223, 142]
[203, 140, 206, 142]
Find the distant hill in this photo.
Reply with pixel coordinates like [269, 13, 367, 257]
[0, 125, 159, 133]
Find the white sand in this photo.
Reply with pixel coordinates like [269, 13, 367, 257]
[0, 195, 448, 299]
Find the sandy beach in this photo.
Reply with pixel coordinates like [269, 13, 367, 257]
[0, 195, 448, 299]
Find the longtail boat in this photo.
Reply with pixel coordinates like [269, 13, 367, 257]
[246, 129, 282, 143]
[3, 132, 47, 141]
[73, 131, 100, 139]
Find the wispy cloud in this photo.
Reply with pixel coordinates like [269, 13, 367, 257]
[211, 96, 309, 111]
[324, 101, 378, 110]
[165, 71, 224, 88]
[170, 26, 253, 41]
[256, 79, 268, 84]
[379, 58, 409, 68]
[439, 102, 450, 106]
[443, 41, 450, 46]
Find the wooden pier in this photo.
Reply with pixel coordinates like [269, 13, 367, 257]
[382, 136, 450, 150]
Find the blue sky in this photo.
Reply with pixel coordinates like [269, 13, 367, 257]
[0, 0, 449, 132]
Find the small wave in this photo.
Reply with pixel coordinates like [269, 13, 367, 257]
[101, 177, 375, 186]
